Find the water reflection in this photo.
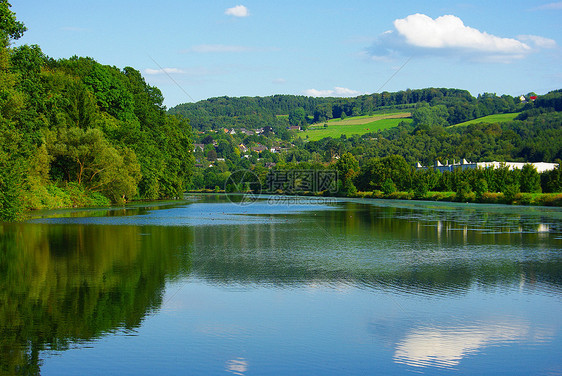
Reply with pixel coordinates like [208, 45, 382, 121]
[187, 200, 562, 295]
[2, 196, 561, 374]
[393, 319, 551, 369]
[0, 223, 192, 374]
[225, 357, 249, 375]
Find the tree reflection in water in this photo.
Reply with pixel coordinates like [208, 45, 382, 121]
[0, 222, 192, 374]
[1, 197, 560, 374]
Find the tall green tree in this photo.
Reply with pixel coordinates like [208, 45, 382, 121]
[288, 107, 306, 126]
[0, 1, 27, 220]
[335, 152, 359, 195]
[46, 127, 141, 201]
[0, 1, 26, 46]
[356, 155, 412, 192]
[519, 164, 541, 193]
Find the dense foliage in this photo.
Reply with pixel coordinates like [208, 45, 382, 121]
[185, 94, 561, 204]
[1, 2, 560, 219]
[0, 2, 194, 220]
[169, 88, 521, 131]
[171, 88, 548, 203]
[304, 111, 562, 165]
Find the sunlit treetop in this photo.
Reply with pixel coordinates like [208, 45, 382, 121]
[0, 0, 26, 46]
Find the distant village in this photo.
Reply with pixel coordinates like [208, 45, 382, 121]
[190, 91, 559, 175]
[192, 126, 298, 168]
[194, 121, 559, 174]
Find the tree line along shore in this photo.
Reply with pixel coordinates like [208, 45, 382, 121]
[1, 2, 561, 221]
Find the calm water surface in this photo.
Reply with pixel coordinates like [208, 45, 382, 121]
[1, 194, 561, 375]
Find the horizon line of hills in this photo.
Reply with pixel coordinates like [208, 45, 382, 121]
[168, 88, 562, 131]
[170, 87, 535, 109]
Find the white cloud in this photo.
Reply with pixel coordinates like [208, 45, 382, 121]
[303, 89, 329, 97]
[272, 78, 287, 84]
[225, 5, 249, 17]
[533, 2, 562, 10]
[144, 68, 185, 75]
[397, 14, 529, 53]
[517, 35, 557, 49]
[304, 87, 361, 97]
[367, 13, 555, 63]
[186, 44, 253, 53]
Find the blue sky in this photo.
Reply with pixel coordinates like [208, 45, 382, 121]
[11, 1, 562, 108]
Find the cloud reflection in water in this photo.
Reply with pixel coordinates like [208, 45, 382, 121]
[393, 319, 552, 369]
[225, 358, 249, 375]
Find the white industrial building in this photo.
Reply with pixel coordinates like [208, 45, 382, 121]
[417, 159, 558, 173]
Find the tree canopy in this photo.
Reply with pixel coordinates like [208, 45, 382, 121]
[0, 3, 194, 220]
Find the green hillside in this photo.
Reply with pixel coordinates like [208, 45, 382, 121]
[303, 113, 412, 140]
[452, 113, 518, 127]
[168, 88, 510, 132]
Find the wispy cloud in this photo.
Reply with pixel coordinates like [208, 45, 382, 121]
[517, 35, 557, 49]
[533, 2, 562, 10]
[272, 78, 287, 84]
[144, 68, 185, 75]
[225, 5, 249, 17]
[367, 13, 555, 63]
[304, 87, 361, 97]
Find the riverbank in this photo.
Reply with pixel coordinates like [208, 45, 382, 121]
[187, 189, 562, 207]
[353, 190, 562, 206]
[17, 188, 562, 222]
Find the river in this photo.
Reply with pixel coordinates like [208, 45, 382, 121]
[1, 194, 561, 375]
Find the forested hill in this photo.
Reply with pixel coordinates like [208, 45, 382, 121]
[168, 88, 523, 131]
[0, 2, 194, 220]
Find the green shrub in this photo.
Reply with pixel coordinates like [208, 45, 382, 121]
[479, 192, 504, 204]
[427, 191, 455, 201]
[381, 178, 397, 195]
[538, 193, 562, 206]
[503, 183, 521, 203]
[46, 184, 71, 207]
[372, 190, 384, 199]
[388, 191, 413, 200]
[456, 180, 473, 202]
[513, 193, 539, 206]
[474, 178, 488, 199]
[88, 191, 111, 207]
[357, 191, 373, 198]
[413, 182, 428, 199]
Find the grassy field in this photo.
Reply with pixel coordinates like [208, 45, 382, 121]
[452, 113, 518, 127]
[297, 111, 516, 140]
[302, 112, 411, 141]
